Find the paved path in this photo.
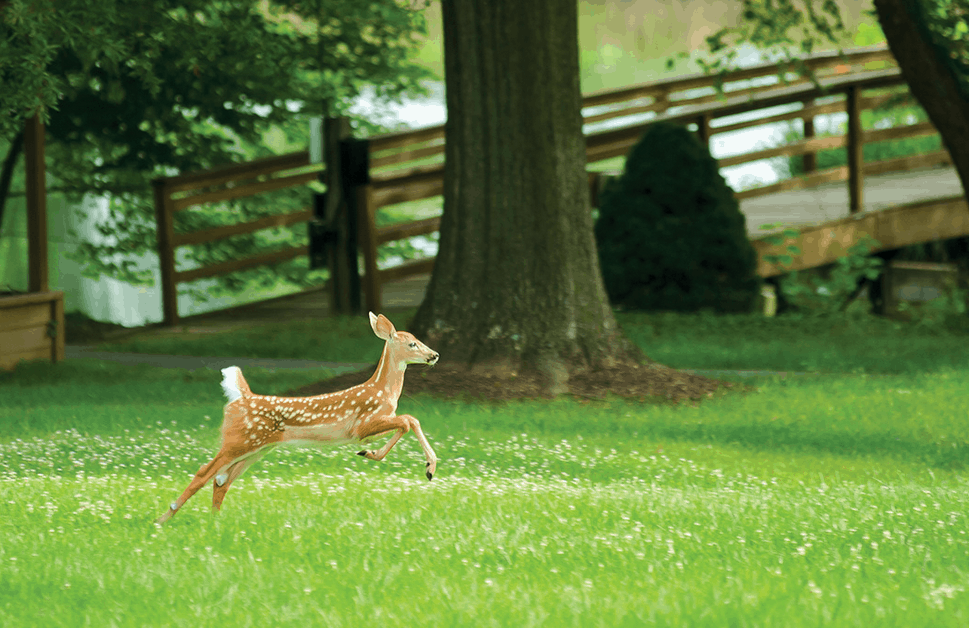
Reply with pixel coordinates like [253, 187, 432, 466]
[64, 345, 814, 379]
[117, 273, 433, 340]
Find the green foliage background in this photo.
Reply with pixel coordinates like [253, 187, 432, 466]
[700, 0, 967, 94]
[0, 0, 431, 298]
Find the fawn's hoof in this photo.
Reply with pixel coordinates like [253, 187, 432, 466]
[425, 461, 436, 481]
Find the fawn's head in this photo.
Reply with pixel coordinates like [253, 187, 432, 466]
[369, 312, 439, 366]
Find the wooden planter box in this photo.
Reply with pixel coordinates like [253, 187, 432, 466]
[881, 261, 958, 318]
[0, 291, 65, 371]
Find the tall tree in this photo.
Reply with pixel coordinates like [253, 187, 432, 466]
[411, 0, 640, 393]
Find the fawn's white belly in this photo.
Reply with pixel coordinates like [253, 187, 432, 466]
[280, 422, 355, 447]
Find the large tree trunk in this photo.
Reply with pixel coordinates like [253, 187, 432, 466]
[411, 0, 640, 393]
[873, 0, 969, 202]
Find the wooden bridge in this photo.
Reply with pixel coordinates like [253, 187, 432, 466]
[744, 167, 966, 277]
[151, 45, 968, 324]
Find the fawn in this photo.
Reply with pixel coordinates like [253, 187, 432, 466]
[156, 312, 439, 523]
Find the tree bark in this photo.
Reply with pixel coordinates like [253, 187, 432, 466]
[412, 0, 640, 393]
[873, 0, 969, 204]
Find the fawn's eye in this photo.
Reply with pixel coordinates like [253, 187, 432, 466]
[409, 342, 417, 348]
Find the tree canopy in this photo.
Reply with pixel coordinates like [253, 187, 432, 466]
[1, 0, 430, 137]
[0, 0, 430, 288]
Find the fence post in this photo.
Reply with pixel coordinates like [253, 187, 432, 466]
[356, 184, 381, 313]
[846, 85, 864, 213]
[801, 98, 817, 174]
[695, 113, 711, 148]
[655, 88, 670, 116]
[340, 137, 370, 314]
[51, 292, 65, 362]
[24, 113, 48, 293]
[320, 117, 358, 315]
[587, 172, 600, 208]
[152, 178, 179, 326]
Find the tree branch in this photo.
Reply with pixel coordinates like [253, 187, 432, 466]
[0, 130, 26, 237]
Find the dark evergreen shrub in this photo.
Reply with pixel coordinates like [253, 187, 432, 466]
[594, 121, 761, 313]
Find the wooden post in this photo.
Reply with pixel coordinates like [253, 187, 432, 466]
[846, 86, 864, 214]
[152, 179, 179, 326]
[356, 184, 381, 313]
[51, 292, 65, 362]
[321, 117, 354, 314]
[801, 98, 817, 173]
[340, 137, 370, 314]
[695, 113, 711, 148]
[23, 113, 48, 293]
[654, 89, 670, 116]
[587, 172, 600, 208]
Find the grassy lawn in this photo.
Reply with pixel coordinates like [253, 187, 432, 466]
[618, 311, 969, 374]
[3, 309, 969, 626]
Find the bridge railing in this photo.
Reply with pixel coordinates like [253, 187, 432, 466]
[362, 45, 939, 310]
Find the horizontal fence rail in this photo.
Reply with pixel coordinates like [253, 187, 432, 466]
[155, 45, 953, 321]
[152, 152, 323, 325]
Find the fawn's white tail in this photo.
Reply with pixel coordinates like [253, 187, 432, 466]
[220, 366, 245, 404]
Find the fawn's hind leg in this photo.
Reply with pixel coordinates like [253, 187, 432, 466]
[212, 446, 275, 512]
[155, 449, 235, 524]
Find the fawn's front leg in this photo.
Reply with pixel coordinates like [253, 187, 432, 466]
[403, 415, 438, 480]
[356, 414, 438, 480]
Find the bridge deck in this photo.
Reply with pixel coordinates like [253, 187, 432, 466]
[740, 165, 962, 235]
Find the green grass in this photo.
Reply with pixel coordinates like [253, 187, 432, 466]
[2, 358, 969, 625]
[617, 311, 969, 374]
[7, 308, 969, 625]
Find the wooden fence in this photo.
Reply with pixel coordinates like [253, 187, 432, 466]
[152, 153, 322, 325]
[154, 45, 950, 323]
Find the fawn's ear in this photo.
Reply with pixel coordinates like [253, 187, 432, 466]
[369, 312, 397, 340]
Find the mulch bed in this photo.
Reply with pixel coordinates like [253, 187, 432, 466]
[284, 361, 736, 402]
